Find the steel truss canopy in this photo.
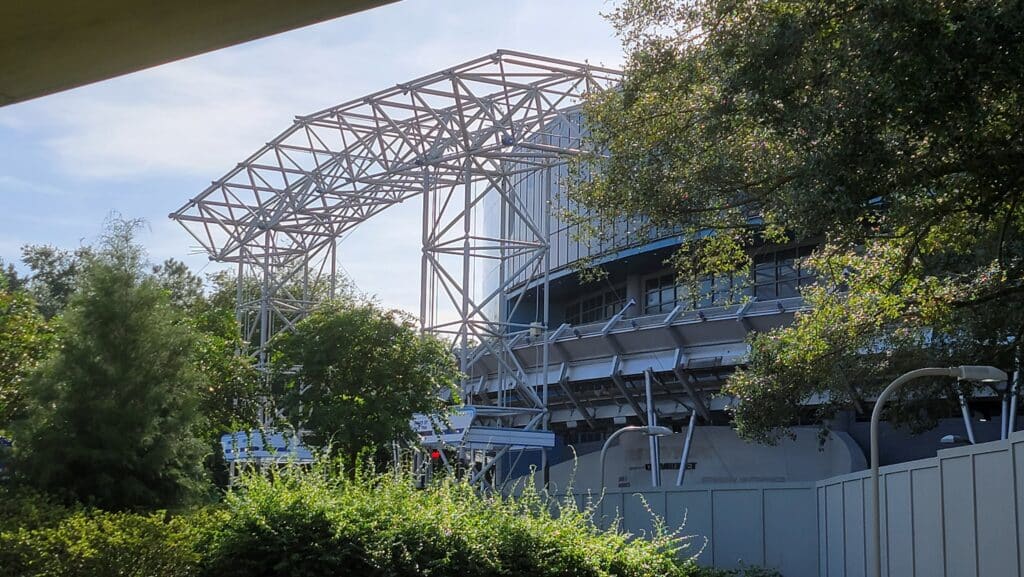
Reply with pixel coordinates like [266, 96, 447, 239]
[171, 50, 620, 266]
[171, 53, 623, 457]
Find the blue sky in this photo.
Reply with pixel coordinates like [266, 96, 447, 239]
[0, 0, 623, 313]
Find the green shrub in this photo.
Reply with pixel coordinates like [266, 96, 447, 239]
[201, 464, 701, 577]
[0, 506, 226, 577]
[1, 463, 760, 577]
[0, 485, 71, 533]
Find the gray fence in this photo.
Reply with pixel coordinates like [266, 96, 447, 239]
[816, 431, 1024, 577]
[592, 483, 819, 577]
[571, 431, 1024, 577]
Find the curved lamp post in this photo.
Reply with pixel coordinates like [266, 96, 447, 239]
[599, 424, 673, 495]
[870, 365, 1006, 577]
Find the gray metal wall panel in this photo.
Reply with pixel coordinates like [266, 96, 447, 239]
[583, 433, 1024, 577]
[1016, 441, 1024, 577]
[713, 489, 765, 569]
[623, 491, 660, 538]
[666, 491, 714, 565]
[973, 450, 1018, 577]
[842, 480, 866, 577]
[909, 467, 942, 577]
[941, 455, 977, 577]
[884, 471, 913, 577]
[765, 488, 818, 577]
[819, 487, 829, 577]
[826, 483, 846, 577]
[588, 485, 816, 577]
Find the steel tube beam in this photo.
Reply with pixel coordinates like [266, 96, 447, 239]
[645, 369, 661, 487]
[676, 412, 697, 486]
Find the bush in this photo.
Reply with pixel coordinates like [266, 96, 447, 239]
[2, 463, 763, 577]
[201, 463, 700, 577]
[0, 485, 70, 533]
[0, 505, 226, 577]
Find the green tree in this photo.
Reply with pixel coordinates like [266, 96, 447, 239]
[571, 0, 1024, 441]
[20, 244, 92, 318]
[151, 258, 204, 311]
[269, 301, 460, 453]
[152, 265, 263, 440]
[13, 219, 208, 508]
[0, 258, 26, 291]
[0, 283, 53, 429]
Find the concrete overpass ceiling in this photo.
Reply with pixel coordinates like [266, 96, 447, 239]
[0, 0, 398, 106]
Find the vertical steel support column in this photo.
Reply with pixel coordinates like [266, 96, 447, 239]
[540, 160, 552, 483]
[676, 412, 697, 486]
[236, 260, 244, 330]
[645, 368, 661, 487]
[258, 238, 272, 428]
[460, 164, 472, 372]
[497, 174, 508, 411]
[329, 241, 337, 300]
[419, 174, 430, 333]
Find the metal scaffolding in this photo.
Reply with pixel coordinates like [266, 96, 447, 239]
[170, 51, 622, 458]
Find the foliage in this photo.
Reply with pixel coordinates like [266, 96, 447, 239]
[269, 301, 461, 453]
[0, 258, 26, 291]
[0, 485, 71, 534]
[0, 462, 714, 577]
[0, 286, 53, 429]
[12, 219, 210, 509]
[572, 0, 1024, 441]
[0, 506, 225, 577]
[20, 244, 92, 319]
[201, 462, 698, 577]
[152, 258, 205, 311]
[170, 268, 264, 441]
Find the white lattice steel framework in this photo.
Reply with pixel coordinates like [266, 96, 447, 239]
[170, 51, 621, 451]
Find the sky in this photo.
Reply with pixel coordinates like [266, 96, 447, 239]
[0, 0, 624, 314]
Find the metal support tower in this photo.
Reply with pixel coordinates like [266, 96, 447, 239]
[170, 51, 621, 445]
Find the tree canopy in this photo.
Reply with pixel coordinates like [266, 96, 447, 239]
[13, 220, 209, 508]
[270, 301, 461, 453]
[571, 0, 1024, 441]
[0, 283, 53, 430]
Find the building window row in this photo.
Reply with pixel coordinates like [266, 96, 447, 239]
[643, 245, 817, 315]
[564, 285, 626, 325]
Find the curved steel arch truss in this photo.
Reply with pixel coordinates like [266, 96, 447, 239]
[171, 51, 621, 457]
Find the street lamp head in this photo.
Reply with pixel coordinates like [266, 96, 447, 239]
[954, 365, 1007, 383]
[644, 425, 673, 437]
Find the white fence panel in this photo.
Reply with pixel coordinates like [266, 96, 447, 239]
[816, 431, 1024, 577]
[563, 431, 1024, 576]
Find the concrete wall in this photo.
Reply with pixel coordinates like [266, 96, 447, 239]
[816, 430, 1024, 577]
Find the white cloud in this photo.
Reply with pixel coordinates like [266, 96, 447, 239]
[8, 0, 621, 181]
[0, 174, 74, 198]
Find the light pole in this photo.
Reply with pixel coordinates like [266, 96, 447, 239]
[870, 365, 1006, 577]
[599, 424, 673, 495]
